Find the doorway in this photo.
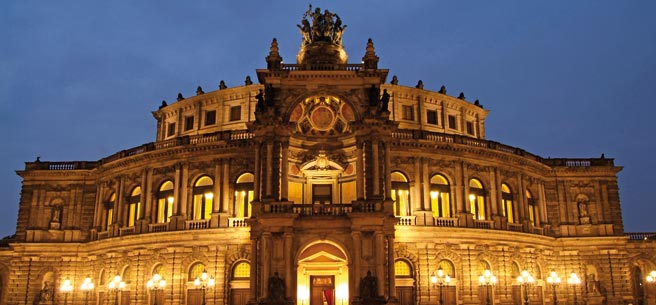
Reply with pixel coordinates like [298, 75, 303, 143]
[311, 276, 335, 305]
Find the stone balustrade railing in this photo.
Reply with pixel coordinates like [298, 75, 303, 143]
[626, 232, 656, 240]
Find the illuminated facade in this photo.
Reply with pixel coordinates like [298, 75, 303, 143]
[2, 7, 656, 305]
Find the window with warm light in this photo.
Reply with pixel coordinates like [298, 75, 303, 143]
[430, 174, 451, 218]
[234, 173, 254, 218]
[395, 260, 412, 277]
[501, 184, 515, 223]
[469, 179, 486, 220]
[527, 190, 539, 227]
[189, 263, 206, 281]
[438, 260, 456, 278]
[391, 171, 410, 216]
[157, 181, 174, 223]
[127, 187, 142, 227]
[192, 176, 214, 220]
[232, 262, 251, 279]
[104, 193, 115, 231]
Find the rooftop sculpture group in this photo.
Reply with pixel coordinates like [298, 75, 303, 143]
[297, 5, 347, 46]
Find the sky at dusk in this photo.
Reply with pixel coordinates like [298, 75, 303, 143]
[1, 1, 655, 238]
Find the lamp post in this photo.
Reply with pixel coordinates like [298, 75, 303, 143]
[567, 272, 581, 305]
[479, 269, 497, 305]
[108, 275, 126, 305]
[517, 270, 535, 305]
[546, 271, 561, 305]
[60, 278, 73, 305]
[194, 269, 215, 305]
[147, 273, 166, 305]
[431, 267, 451, 305]
[80, 277, 95, 305]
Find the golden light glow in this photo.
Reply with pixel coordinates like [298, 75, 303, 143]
[469, 194, 476, 202]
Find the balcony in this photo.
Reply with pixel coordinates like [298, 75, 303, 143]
[119, 226, 135, 236]
[229, 218, 249, 227]
[474, 219, 494, 229]
[185, 219, 209, 230]
[434, 217, 458, 227]
[508, 223, 523, 232]
[149, 222, 170, 233]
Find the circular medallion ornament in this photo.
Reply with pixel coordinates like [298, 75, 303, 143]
[310, 106, 335, 130]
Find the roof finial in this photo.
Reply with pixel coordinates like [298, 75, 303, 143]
[177, 93, 184, 101]
[266, 38, 283, 70]
[416, 80, 424, 89]
[362, 38, 379, 69]
[196, 86, 204, 95]
[219, 80, 227, 90]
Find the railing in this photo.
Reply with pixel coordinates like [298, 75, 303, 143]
[97, 231, 110, 240]
[119, 226, 135, 236]
[626, 232, 656, 241]
[149, 222, 169, 233]
[531, 226, 544, 235]
[397, 216, 416, 226]
[434, 217, 458, 227]
[390, 130, 615, 167]
[281, 63, 364, 71]
[186, 219, 209, 230]
[474, 219, 494, 229]
[508, 223, 523, 232]
[293, 204, 353, 216]
[229, 218, 250, 227]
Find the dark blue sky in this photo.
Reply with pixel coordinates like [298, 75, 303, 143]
[2, 1, 655, 237]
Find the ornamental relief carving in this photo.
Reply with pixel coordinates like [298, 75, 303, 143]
[428, 159, 455, 169]
[467, 163, 491, 173]
[153, 165, 176, 175]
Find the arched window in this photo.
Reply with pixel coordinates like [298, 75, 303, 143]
[156, 181, 174, 223]
[104, 193, 115, 231]
[469, 179, 486, 220]
[192, 176, 214, 220]
[527, 190, 539, 227]
[391, 171, 410, 216]
[232, 262, 251, 279]
[152, 263, 166, 277]
[437, 260, 456, 277]
[430, 174, 451, 218]
[189, 262, 207, 281]
[394, 260, 412, 278]
[501, 184, 515, 223]
[127, 187, 141, 227]
[235, 173, 254, 218]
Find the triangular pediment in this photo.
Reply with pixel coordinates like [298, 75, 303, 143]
[299, 250, 346, 264]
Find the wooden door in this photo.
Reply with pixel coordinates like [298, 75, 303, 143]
[187, 289, 203, 305]
[311, 276, 335, 305]
[444, 286, 456, 305]
[396, 287, 414, 305]
[230, 288, 250, 305]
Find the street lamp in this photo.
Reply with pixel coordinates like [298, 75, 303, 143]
[546, 271, 561, 305]
[567, 272, 581, 305]
[60, 278, 73, 305]
[431, 267, 452, 305]
[108, 275, 126, 305]
[517, 270, 535, 305]
[80, 277, 95, 305]
[478, 269, 497, 305]
[194, 269, 215, 305]
[147, 273, 166, 305]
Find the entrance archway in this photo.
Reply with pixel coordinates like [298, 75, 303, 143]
[297, 241, 349, 305]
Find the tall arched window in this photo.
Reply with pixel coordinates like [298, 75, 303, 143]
[234, 173, 254, 218]
[501, 184, 515, 223]
[127, 187, 141, 227]
[394, 260, 412, 278]
[430, 174, 451, 218]
[104, 193, 115, 231]
[157, 181, 174, 223]
[192, 176, 213, 220]
[232, 262, 251, 279]
[391, 171, 410, 216]
[527, 190, 539, 227]
[469, 179, 486, 220]
[189, 262, 207, 281]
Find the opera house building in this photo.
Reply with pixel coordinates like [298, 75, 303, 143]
[1, 8, 655, 305]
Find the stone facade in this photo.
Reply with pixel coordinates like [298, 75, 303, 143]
[1, 7, 655, 305]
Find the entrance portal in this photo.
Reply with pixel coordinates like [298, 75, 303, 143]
[297, 241, 349, 305]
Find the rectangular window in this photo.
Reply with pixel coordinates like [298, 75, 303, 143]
[105, 208, 113, 230]
[205, 110, 216, 126]
[230, 106, 241, 121]
[402, 105, 414, 121]
[466, 121, 474, 135]
[448, 115, 457, 130]
[427, 110, 438, 125]
[167, 123, 176, 137]
[184, 116, 194, 131]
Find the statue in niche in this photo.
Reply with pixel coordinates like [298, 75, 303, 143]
[265, 84, 275, 107]
[379, 89, 390, 112]
[51, 205, 62, 223]
[256, 89, 266, 113]
[368, 85, 380, 107]
[359, 270, 378, 300]
[267, 272, 286, 302]
[37, 281, 54, 303]
[587, 273, 602, 295]
[578, 197, 589, 217]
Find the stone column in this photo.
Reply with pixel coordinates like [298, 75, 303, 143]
[262, 232, 272, 299]
[266, 140, 274, 198]
[372, 140, 380, 196]
[115, 177, 124, 231]
[387, 235, 397, 299]
[352, 232, 362, 297]
[250, 237, 259, 302]
[422, 158, 430, 211]
[518, 174, 527, 225]
[173, 165, 181, 215]
[254, 142, 261, 201]
[375, 232, 385, 297]
[213, 163, 221, 213]
[93, 183, 103, 229]
[281, 141, 289, 201]
[179, 163, 189, 218]
[222, 160, 230, 213]
[284, 232, 293, 299]
[356, 142, 365, 200]
[144, 168, 153, 231]
[384, 140, 392, 200]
